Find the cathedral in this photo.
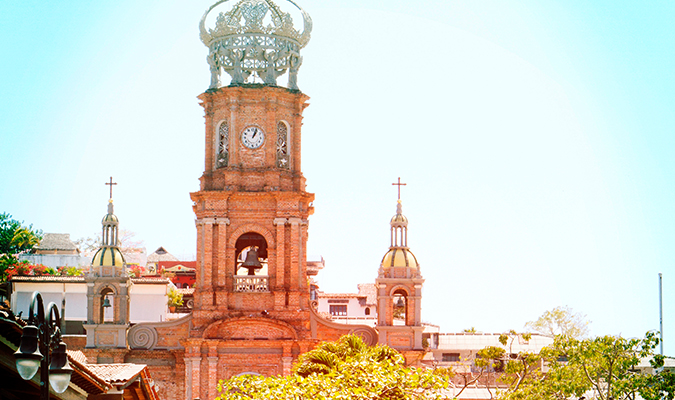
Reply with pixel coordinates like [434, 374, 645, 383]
[57, 1, 427, 399]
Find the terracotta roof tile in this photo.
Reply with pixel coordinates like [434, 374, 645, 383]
[11, 276, 85, 283]
[86, 363, 146, 384]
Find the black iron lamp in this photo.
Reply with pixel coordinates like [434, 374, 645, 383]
[14, 291, 73, 398]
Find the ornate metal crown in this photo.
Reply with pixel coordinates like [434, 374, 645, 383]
[199, 0, 312, 90]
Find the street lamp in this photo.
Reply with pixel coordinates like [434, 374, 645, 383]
[14, 291, 73, 398]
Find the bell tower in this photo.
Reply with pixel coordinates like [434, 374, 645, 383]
[186, 2, 317, 393]
[83, 178, 131, 349]
[375, 179, 425, 350]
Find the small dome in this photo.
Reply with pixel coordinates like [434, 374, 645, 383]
[102, 213, 119, 223]
[390, 213, 408, 224]
[91, 246, 125, 267]
[381, 248, 418, 269]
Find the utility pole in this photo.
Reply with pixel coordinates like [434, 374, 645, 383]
[659, 272, 663, 356]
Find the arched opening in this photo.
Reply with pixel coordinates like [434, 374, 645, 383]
[365, 307, 371, 316]
[100, 287, 115, 323]
[234, 233, 269, 292]
[235, 233, 268, 275]
[392, 289, 407, 323]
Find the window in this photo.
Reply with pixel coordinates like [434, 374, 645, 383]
[365, 307, 371, 316]
[216, 120, 229, 168]
[442, 353, 460, 362]
[276, 121, 289, 169]
[329, 305, 347, 316]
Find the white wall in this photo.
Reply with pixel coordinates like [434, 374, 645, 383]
[11, 282, 88, 321]
[129, 283, 168, 323]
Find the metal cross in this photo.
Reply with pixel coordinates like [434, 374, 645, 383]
[392, 177, 407, 200]
[105, 176, 117, 199]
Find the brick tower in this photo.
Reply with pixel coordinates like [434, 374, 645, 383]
[183, 1, 319, 398]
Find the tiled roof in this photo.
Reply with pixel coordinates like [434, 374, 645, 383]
[177, 287, 195, 295]
[86, 363, 147, 385]
[36, 233, 78, 251]
[147, 246, 179, 262]
[357, 283, 377, 305]
[11, 275, 86, 283]
[317, 292, 365, 299]
[131, 277, 170, 284]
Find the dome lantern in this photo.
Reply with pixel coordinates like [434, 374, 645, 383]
[379, 178, 420, 275]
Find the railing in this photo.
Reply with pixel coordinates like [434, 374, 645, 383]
[233, 275, 269, 292]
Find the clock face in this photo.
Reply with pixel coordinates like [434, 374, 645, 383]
[241, 126, 265, 149]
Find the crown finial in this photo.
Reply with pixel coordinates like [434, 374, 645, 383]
[200, 0, 312, 90]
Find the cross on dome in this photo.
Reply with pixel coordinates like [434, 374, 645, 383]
[392, 177, 406, 201]
[105, 176, 117, 200]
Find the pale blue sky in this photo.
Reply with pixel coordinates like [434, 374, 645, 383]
[1, 1, 673, 352]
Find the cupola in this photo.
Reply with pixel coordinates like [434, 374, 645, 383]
[380, 200, 419, 271]
[91, 199, 125, 268]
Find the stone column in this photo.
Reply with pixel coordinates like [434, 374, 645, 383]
[216, 218, 230, 309]
[195, 219, 205, 309]
[86, 282, 95, 324]
[208, 346, 219, 400]
[203, 218, 215, 309]
[413, 284, 423, 326]
[184, 357, 196, 400]
[288, 218, 301, 308]
[273, 218, 287, 309]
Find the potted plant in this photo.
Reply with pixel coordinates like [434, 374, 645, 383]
[167, 287, 184, 312]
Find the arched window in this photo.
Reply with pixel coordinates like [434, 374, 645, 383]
[216, 120, 229, 168]
[100, 287, 115, 323]
[276, 121, 289, 169]
[234, 233, 269, 292]
[365, 307, 371, 316]
[392, 289, 407, 322]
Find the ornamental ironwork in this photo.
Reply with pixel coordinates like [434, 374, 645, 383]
[199, 0, 312, 90]
[217, 120, 229, 167]
[276, 121, 289, 168]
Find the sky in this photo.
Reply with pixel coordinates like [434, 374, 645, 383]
[1, 1, 673, 353]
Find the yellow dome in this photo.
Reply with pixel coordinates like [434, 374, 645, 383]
[92, 246, 125, 267]
[390, 213, 408, 224]
[381, 248, 418, 269]
[102, 213, 119, 223]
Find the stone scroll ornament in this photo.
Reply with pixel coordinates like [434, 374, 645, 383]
[128, 324, 159, 350]
[199, 0, 312, 90]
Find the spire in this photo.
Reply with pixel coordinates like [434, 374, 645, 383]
[91, 179, 125, 268]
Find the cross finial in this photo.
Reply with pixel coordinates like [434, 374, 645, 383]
[105, 176, 117, 200]
[392, 177, 406, 201]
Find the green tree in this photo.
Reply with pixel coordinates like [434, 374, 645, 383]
[525, 306, 590, 339]
[215, 334, 448, 400]
[497, 331, 674, 400]
[0, 213, 42, 254]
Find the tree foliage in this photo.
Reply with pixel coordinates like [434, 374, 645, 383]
[525, 306, 590, 339]
[0, 213, 42, 254]
[215, 334, 448, 400]
[497, 331, 674, 400]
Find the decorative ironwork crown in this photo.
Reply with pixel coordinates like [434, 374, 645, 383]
[199, 0, 312, 90]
